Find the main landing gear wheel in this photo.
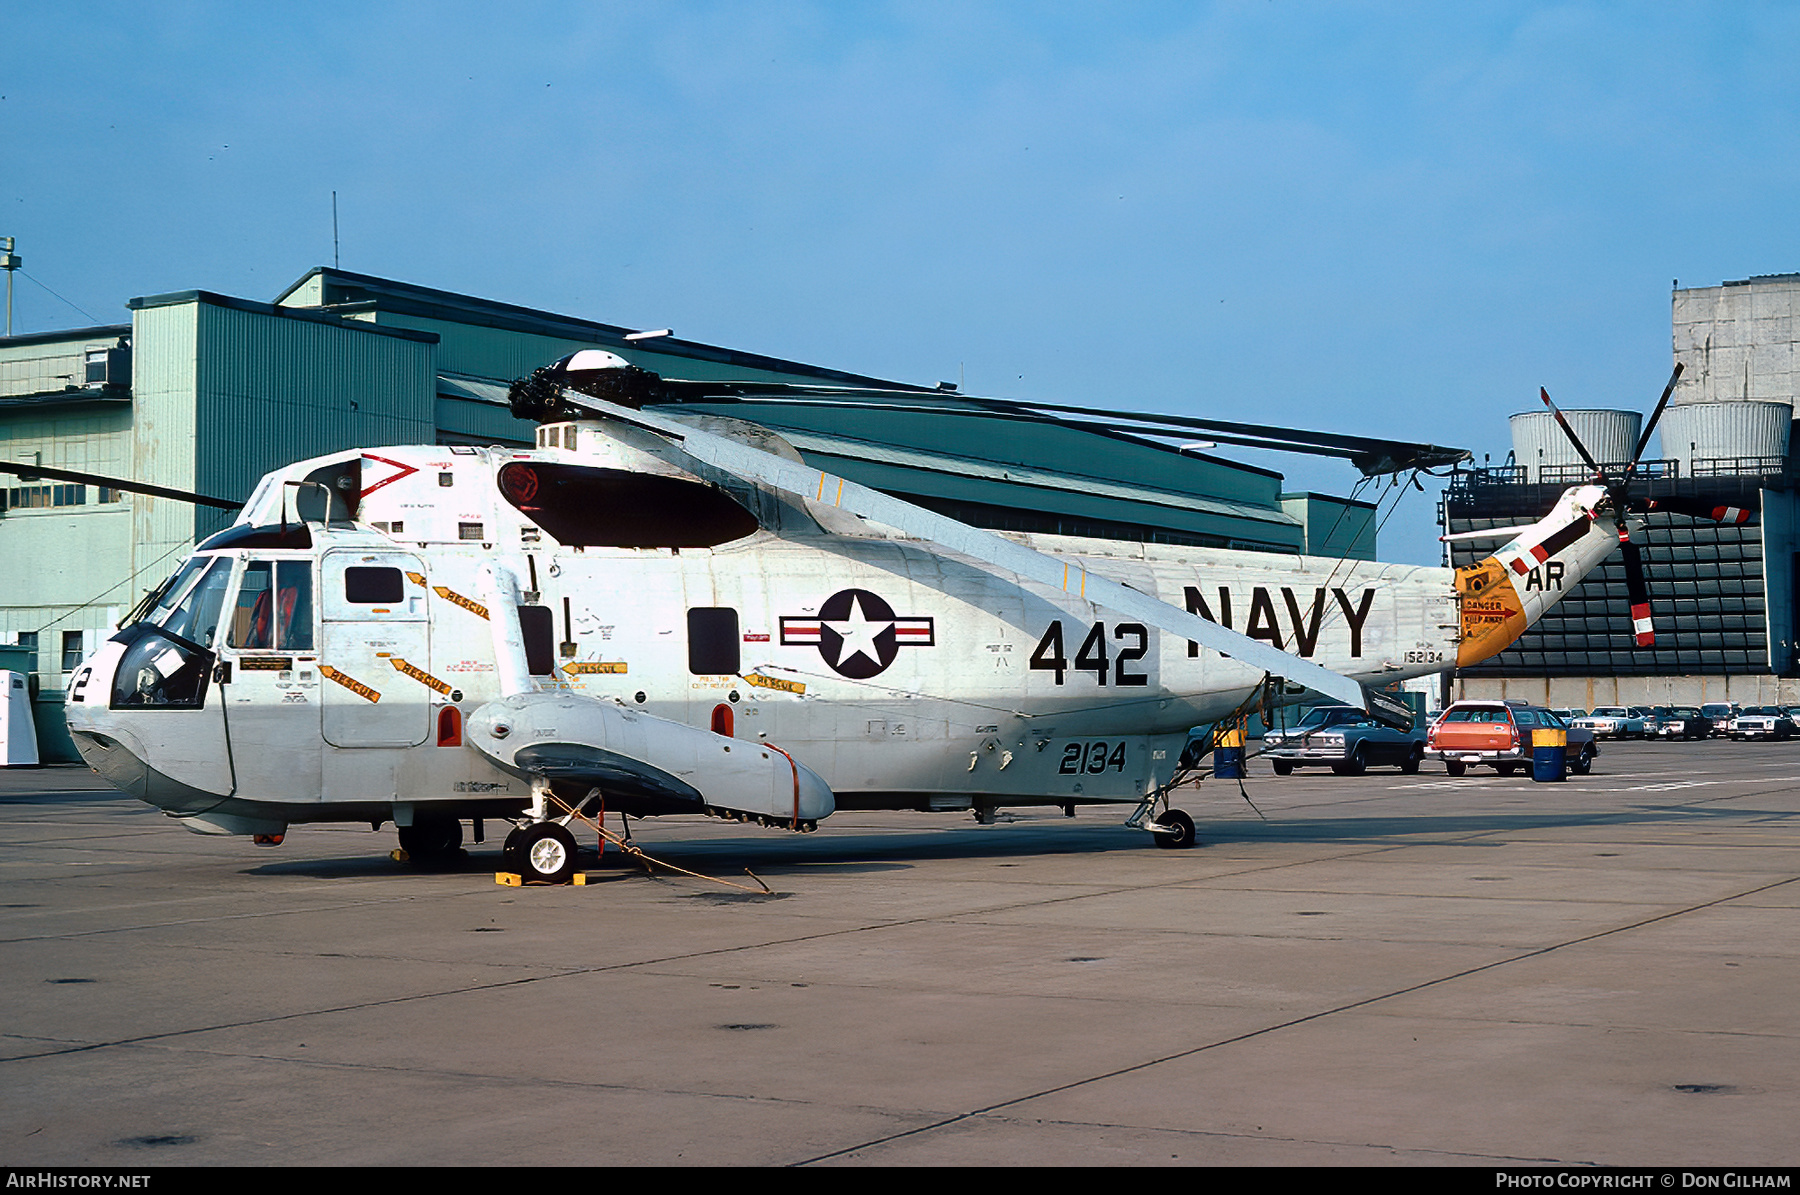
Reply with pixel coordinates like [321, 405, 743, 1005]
[1400, 746, 1423, 775]
[1153, 808, 1196, 850]
[1445, 760, 1467, 777]
[397, 816, 463, 862]
[509, 822, 579, 884]
[1271, 760, 1294, 776]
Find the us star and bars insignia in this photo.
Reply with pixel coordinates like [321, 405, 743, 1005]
[780, 588, 934, 679]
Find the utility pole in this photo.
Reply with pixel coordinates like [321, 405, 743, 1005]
[0, 238, 18, 337]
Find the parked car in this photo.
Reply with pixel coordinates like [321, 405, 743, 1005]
[1426, 701, 1598, 776]
[1571, 706, 1651, 739]
[1729, 707, 1793, 740]
[1550, 708, 1588, 723]
[1263, 705, 1428, 775]
[1648, 706, 1709, 740]
[1701, 703, 1740, 736]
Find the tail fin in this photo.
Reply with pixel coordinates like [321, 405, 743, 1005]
[1455, 484, 1616, 667]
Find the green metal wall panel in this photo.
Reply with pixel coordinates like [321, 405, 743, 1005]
[126, 301, 206, 608]
[190, 299, 437, 537]
[1280, 492, 1379, 561]
[435, 395, 535, 446]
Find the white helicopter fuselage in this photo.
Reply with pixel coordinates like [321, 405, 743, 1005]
[62, 427, 1615, 842]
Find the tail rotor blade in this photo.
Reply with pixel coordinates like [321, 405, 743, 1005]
[1627, 361, 1685, 473]
[1646, 495, 1756, 525]
[1620, 536, 1654, 647]
[1539, 387, 1610, 483]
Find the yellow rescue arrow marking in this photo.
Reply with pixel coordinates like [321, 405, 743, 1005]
[562, 661, 628, 675]
[389, 656, 451, 695]
[743, 672, 806, 695]
[432, 585, 489, 620]
[406, 571, 428, 588]
[319, 665, 381, 703]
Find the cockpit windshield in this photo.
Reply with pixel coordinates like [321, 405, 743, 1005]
[122, 557, 210, 631]
[157, 557, 232, 648]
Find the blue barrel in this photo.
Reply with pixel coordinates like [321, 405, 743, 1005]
[1214, 726, 1245, 779]
[1531, 728, 1567, 783]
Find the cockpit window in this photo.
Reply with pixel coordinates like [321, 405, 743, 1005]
[496, 462, 759, 548]
[158, 558, 232, 648]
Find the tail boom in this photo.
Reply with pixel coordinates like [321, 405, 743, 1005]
[1454, 484, 1616, 667]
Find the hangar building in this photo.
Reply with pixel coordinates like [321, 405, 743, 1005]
[1, 267, 1378, 758]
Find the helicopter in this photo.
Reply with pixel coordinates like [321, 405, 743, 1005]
[30, 354, 1706, 882]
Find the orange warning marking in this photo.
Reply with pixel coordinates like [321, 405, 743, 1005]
[389, 656, 451, 695]
[319, 665, 380, 703]
[432, 586, 489, 620]
[562, 661, 628, 675]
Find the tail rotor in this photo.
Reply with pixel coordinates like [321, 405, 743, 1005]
[1537, 363, 1703, 649]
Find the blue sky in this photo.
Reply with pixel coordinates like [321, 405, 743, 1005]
[8, 2, 1799, 563]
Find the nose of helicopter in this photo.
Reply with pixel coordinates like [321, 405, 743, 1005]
[65, 639, 152, 798]
[64, 637, 234, 817]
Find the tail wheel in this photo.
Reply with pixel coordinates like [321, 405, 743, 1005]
[1445, 760, 1467, 777]
[1400, 745, 1423, 775]
[511, 822, 579, 884]
[1153, 808, 1196, 850]
[1271, 760, 1294, 776]
[1569, 745, 1594, 775]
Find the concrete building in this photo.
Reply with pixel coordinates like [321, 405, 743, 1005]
[1, 267, 1377, 758]
[1446, 273, 1800, 709]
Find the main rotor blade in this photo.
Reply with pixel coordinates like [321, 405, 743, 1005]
[1538, 388, 1610, 484]
[1626, 362, 1685, 475]
[1619, 536, 1654, 647]
[652, 384, 1473, 475]
[0, 461, 243, 511]
[559, 388, 1377, 715]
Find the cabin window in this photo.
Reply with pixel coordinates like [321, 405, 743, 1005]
[497, 462, 759, 548]
[231, 561, 315, 650]
[688, 607, 740, 675]
[344, 566, 404, 605]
